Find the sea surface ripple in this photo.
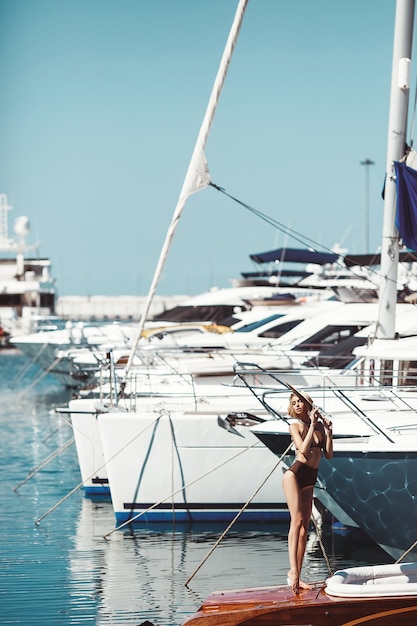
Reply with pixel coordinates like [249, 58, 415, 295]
[0, 353, 387, 625]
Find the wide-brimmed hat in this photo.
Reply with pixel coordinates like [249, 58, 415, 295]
[287, 382, 313, 411]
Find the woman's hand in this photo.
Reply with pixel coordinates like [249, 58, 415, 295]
[310, 408, 321, 425]
[322, 416, 334, 459]
[322, 416, 332, 431]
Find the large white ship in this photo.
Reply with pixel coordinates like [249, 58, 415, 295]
[0, 193, 56, 341]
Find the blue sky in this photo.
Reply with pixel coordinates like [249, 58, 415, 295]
[0, 0, 413, 297]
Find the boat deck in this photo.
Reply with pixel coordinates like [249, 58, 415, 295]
[182, 582, 417, 626]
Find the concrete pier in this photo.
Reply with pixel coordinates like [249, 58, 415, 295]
[55, 294, 187, 321]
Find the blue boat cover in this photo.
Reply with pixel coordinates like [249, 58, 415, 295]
[344, 251, 417, 267]
[394, 161, 417, 250]
[250, 248, 339, 265]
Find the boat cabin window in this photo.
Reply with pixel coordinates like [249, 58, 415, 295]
[381, 359, 417, 386]
[356, 358, 417, 387]
[380, 359, 394, 386]
[302, 336, 367, 368]
[234, 314, 288, 334]
[148, 328, 209, 342]
[294, 324, 368, 352]
[0, 292, 55, 312]
[0, 294, 25, 306]
[398, 360, 417, 386]
[258, 318, 303, 339]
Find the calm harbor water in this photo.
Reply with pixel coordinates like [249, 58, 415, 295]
[0, 353, 388, 625]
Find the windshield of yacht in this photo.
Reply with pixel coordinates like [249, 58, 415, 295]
[233, 313, 286, 333]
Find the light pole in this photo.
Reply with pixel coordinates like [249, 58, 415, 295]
[360, 158, 375, 253]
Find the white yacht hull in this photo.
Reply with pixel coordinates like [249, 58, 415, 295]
[98, 409, 289, 525]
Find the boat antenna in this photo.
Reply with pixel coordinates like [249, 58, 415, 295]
[124, 0, 249, 376]
[409, 70, 417, 147]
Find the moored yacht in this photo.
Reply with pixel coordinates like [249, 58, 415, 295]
[0, 194, 56, 339]
[249, 334, 417, 560]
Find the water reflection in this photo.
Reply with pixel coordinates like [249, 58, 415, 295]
[1, 352, 390, 626]
[69, 498, 388, 626]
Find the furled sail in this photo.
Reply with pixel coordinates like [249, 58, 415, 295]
[394, 155, 417, 250]
[125, 0, 249, 375]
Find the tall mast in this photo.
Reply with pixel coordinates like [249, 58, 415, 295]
[377, 0, 415, 339]
[125, 0, 249, 375]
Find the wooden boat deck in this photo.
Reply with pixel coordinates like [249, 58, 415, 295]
[182, 582, 417, 626]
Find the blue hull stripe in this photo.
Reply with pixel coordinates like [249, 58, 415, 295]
[115, 504, 290, 524]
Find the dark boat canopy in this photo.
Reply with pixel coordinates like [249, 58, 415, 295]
[240, 269, 312, 279]
[152, 304, 239, 324]
[250, 248, 339, 265]
[250, 248, 417, 268]
[344, 251, 417, 267]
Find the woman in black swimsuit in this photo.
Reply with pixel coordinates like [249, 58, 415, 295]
[282, 391, 333, 594]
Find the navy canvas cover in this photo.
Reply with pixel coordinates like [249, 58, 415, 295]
[394, 161, 417, 250]
[250, 248, 339, 265]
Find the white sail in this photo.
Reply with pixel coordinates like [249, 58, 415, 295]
[125, 0, 249, 374]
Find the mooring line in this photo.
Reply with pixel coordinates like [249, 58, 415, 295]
[18, 355, 64, 398]
[13, 437, 75, 491]
[102, 439, 264, 540]
[396, 538, 417, 563]
[9, 342, 48, 388]
[34, 414, 161, 525]
[184, 441, 293, 587]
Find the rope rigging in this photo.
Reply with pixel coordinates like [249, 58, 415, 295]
[208, 181, 417, 300]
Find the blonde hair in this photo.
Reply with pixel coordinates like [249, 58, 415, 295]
[288, 391, 313, 418]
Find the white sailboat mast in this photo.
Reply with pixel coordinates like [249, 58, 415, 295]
[377, 0, 415, 339]
[125, 0, 249, 375]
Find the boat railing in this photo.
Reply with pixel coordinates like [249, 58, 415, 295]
[230, 362, 417, 439]
[127, 370, 199, 411]
[102, 363, 200, 413]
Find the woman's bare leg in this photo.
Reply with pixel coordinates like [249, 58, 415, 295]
[296, 487, 314, 589]
[282, 471, 303, 593]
